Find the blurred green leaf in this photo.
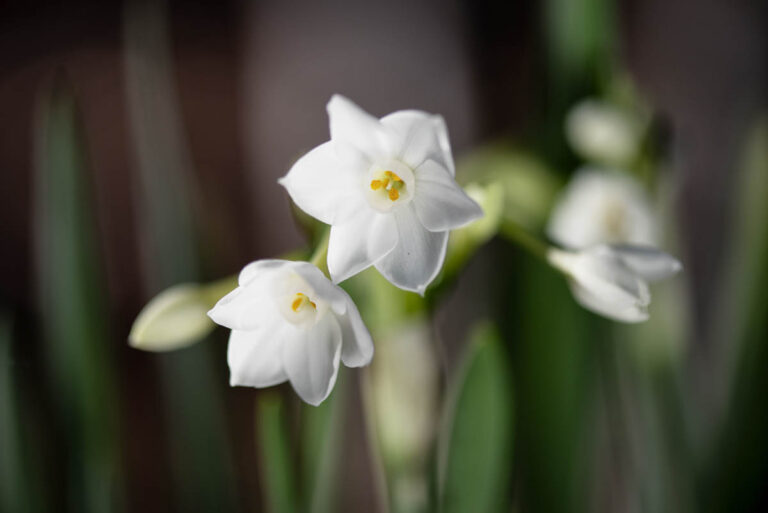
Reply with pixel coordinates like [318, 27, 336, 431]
[257, 394, 299, 513]
[301, 374, 347, 513]
[505, 249, 593, 513]
[124, 1, 239, 510]
[34, 79, 122, 512]
[701, 117, 768, 512]
[0, 313, 34, 513]
[438, 322, 514, 513]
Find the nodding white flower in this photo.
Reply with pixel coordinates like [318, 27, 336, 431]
[279, 95, 483, 294]
[548, 244, 682, 323]
[207, 260, 373, 406]
[565, 99, 642, 166]
[547, 167, 657, 250]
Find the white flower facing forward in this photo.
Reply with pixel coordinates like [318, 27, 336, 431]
[547, 167, 657, 250]
[279, 95, 483, 294]
[548, 244, 682, 323]
[207, 260, 373, 406]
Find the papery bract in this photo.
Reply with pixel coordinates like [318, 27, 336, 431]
[208, 259, 373, 406]
[279, 95, 483, 294]
[548, 244, 682, 323]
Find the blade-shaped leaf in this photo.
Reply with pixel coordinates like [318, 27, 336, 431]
[438, 322, 514, 513]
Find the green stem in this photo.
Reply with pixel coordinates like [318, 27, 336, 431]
[504, 220, 550, 261]
[310, 227, 331, 278]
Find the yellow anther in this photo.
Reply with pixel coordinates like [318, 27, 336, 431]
[388, 188, 400, 201]
[385, 170, 402, 182]
[370, 179, 385, 190]
[291, 293, 316, 312]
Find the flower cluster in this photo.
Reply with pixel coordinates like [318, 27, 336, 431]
[194, 95, 683, 404]
[208, 96, 483, 404]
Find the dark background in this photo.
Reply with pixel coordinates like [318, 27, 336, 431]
[1, 0, 766, 511]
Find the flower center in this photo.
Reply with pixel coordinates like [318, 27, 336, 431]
[370, 170, 406, 202]
[291, 292, 316, 313]
[364, 160, 415, 212]
[602, 198, 628, 242]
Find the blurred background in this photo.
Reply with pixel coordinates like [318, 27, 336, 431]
[1, 0, 766, 512]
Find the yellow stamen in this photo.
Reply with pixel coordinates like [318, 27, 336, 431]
[291, 293, 316, 312]
[370, 178, 389, 191]
[385, 170, 402, 182]
[388, 188, 400, 201]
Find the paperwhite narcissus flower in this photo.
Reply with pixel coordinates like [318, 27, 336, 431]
[548, 244, 682, 323]
[547, 167, 657, 250]
[279, 95, 483, 294]
[207, 260, 373, 406]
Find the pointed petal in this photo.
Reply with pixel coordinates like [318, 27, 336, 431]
[279, 141, 366, 225]
[238, 259, 287, 286]
[227, 326, 288, 388]
[282, 315, 342, 406]
[610, 244, 683, 282]
[380, 110, 455, 175]
[336, 292, 374, 367]
[548, 247, 651, 322]
[375, 206, 449, 294]
[327, 209, 397, 283]
[567, 280, 650, 323]
[327, 95, 393, 164]
[207, 282, 277, 331]
[412, 159, 483, 232]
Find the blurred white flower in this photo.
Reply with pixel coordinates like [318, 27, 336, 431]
[208, 260, 373, 406]
[279, 95, 483, 294]
[547, 167, 657, 249]
[548, 244, 682, 323]
[565, 99, 642, 166]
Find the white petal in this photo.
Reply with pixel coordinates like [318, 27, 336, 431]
[567, 280, 650, 323]
[548, 247, 651, 323]
[610, 244, 683, 282]
[278, 141, 367, 225]
[207, 282, 277, 331]
[412, 159, 483, 232]
[375, 206, 449, 295]
[327, 209, 397, 283]
[336, 292, 374, 367]
[227, 326, 288, 388]
[327, 95, 393, 164]
[238, 259, 286, 286]
[380, 111, 455, 175]
[281, 314, 342, 406]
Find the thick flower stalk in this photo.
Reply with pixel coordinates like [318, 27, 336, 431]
[207, 259, 373, 406]
[547, 244, 682, 322]
[279, 95, 483, 294]
[547, 167, 657, 250]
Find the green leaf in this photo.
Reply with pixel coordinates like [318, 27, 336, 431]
[257, 394, 299, 513]
[301, 374, 347, 513]
[438, 323, 514, 513]
[35, 78, 122, 512]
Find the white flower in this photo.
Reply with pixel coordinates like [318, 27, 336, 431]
[547, 167, 657, 250]
[207, 260, 373, 406]
[279, 95, 483, 294]
[547, 244, 682, 323]
[565, 99, 642, 166]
